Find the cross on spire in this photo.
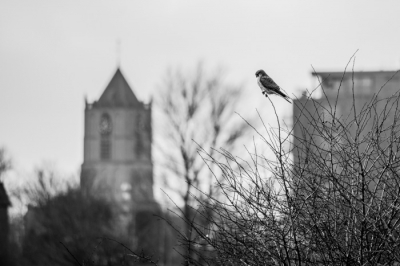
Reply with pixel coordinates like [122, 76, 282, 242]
[116, 38, 121, 67]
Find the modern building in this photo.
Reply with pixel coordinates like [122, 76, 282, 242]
[293, 70, 400, 166]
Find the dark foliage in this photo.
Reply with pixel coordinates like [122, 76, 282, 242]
[21, 188, 131, 266]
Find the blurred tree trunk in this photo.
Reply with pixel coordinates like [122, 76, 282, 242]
[156, 63, 248, 265]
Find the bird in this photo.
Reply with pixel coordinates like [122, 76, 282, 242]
[255, 69, 291, 103]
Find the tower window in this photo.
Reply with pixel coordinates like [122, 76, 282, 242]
[135, 113, 144, 156]
[100, 136, 111, 160]
[100, 113, 112, 160]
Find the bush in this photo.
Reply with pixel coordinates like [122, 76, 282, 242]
[174, 65, 400, 265]
[21, 188, 125, 266]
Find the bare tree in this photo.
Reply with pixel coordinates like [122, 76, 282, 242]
[156, 63, 248, 264]
[7, 167, 134, 266]
[0, 148, 11, 182]
[0, 149, 11, 266]
[172, 60, 400, 265]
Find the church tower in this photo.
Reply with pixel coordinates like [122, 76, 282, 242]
[80, 68, 157, 215]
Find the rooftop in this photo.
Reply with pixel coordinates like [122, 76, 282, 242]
[93, 68, 142, 108]
[312, 70, 400, 78]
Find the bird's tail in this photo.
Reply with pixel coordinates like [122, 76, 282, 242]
[282, 96, 292, 104]
[263, 91, 292, 104]
[276, 90, 292, 104]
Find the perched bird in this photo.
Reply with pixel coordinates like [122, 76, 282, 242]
[255, 69, 291, 103]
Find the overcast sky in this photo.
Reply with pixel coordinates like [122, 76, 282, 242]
[1, 0, 400, 182]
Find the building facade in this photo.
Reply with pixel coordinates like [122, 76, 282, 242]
[80, 68, 160, 239]
[293, 70, 400, 165]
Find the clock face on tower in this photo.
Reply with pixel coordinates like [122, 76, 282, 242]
[100, 114, 112, 134]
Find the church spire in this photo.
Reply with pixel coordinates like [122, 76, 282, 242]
[95, 68, 141, 108]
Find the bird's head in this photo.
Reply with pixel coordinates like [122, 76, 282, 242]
[255, 69, 267, 78]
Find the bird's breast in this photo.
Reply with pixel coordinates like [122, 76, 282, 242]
[257, 76, 264, 89]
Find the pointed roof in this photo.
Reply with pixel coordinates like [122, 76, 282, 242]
[95, 69, 141, 108]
